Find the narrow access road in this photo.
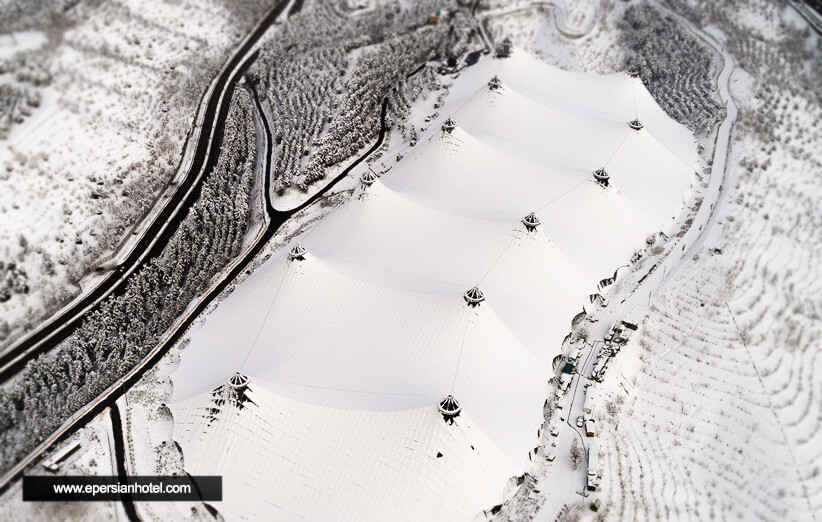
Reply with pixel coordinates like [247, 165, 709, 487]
[482, 1, 601, 41]
[532, 3, 741, 519]
[110, 404, 139, 522]
[0, 80, 392, 493]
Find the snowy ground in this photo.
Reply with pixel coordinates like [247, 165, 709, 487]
[492, 0, 822, 521]
[0, 411, 123, 521]
[6, 0, 818, 520]
[589, 1, 822, 519]
[0, 0, 271, 349]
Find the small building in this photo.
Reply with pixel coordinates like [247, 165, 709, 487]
[587, 441, 600, 490]
[438, 394, 461, 420]
[441, 117, 457, 133]
[42, 440, 82, 473]
[583, 393, 593, 414]
[585, 419, 596, 437]
[360, 170, 378, 186]
[228, 372, 250, 389]
[593, 167, 610, 187]
[288, 243, 307, 261]
[521, 212, 540, 232]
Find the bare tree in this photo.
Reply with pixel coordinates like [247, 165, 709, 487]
[570, 438, 583, 470]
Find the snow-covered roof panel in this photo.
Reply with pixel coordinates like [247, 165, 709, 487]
[605, 130, 696, 226]
[384, 127, 585, 219]
[173, 389, 522, 521]
[456, 84, 628, 169]
[536, 180, 652, 278]
[173, 255, 549, 416]
[494, 47, 697, 164]
[303, 181, 588, 362]
[383, 130, 658, 280]
[303, 180, 520, 292]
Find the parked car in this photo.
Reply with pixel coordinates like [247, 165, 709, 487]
[576, 416, 584, 428]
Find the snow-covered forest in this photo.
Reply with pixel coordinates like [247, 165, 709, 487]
[0, 53, 50, 139]
[254, 0, 471, 193]
[0, 0, 273, 353]
[0, 88, 257, 475]
[620, 4, 724, 134]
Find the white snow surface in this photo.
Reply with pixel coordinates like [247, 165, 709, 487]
[169, 48, 696, 521]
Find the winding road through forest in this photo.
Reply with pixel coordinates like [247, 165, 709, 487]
[0, 0, 294, 383]
[0, 14, 402, 494]
[0, 0, 296, 491]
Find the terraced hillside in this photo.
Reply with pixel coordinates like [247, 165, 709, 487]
[595, 0, 822, 519]
[599, 253, 819, 519]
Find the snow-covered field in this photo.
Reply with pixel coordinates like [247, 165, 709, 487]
[0, 0, 268, 348]
[592, 4, 822, 520]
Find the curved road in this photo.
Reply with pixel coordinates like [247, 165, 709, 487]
[0, 0, 293, 383]
[0, 69, 393, 492]
[533, 3, 741, 519]
[483, 1, 601, 41]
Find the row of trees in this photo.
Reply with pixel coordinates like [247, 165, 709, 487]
[387, 64, 446, 144]
[0, 52, 50, 139]
[621, 4, 724, 134]
[255, 0, 469, 193]
[0, 88, 257, 473]
[303, 24, 456, 186]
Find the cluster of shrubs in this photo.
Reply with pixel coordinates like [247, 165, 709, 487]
[254, 0, 470, 193]
[0, 53, 51, 138]
[620, 4, 724, 134]
[0, 261, 29, 303]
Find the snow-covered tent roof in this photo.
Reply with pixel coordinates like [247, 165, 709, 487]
[381, 126, 685, 279]
[172, 254, 548, 519]
[301, 181, 587, 362]
[471, 48, 696, 165]
[174, 386, 523, 521]
[170, 48, 696, 521]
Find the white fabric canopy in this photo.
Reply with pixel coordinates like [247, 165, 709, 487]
[170, 48, 696, 521]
